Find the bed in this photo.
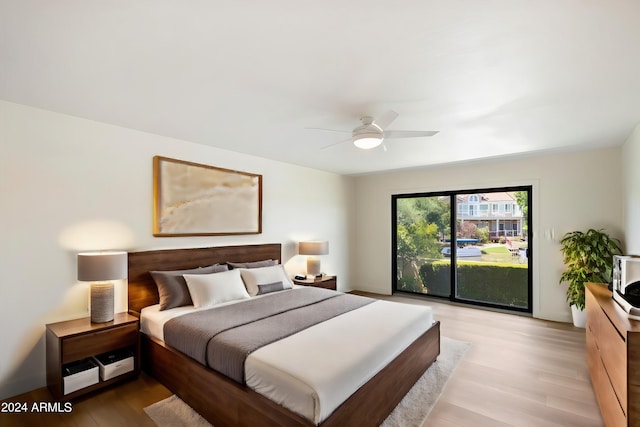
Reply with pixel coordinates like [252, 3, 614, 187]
[128, 243, 440, 427]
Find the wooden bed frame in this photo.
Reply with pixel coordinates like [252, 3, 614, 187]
[128, 243, 440, 427]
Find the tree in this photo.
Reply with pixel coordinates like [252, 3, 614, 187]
[514, 191, 528, 234]
[457, 221, 478, 239]
[476, 226, 489, 243]
[396, 197, 448, 291]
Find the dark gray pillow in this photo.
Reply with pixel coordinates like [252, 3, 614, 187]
[256, 281, 285, 295]
[150, 264, 229, 311]
[227, 259, 278, 269]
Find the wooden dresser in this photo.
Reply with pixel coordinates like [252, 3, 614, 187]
[585, 282, 640, 426]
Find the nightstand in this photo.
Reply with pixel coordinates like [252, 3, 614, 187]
[46, 312, 140, 400]
[292, 275, 337, 290]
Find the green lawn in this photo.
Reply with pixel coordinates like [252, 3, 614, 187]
[480, 245, 510, 255]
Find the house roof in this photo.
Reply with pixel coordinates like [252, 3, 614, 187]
[481, 192, 516, 203]
[457, 192, 516, 203]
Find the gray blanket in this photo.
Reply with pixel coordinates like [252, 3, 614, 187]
[163, 287, 374, 383]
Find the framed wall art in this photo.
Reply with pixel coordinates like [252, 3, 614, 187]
[153, 156, 262, 236]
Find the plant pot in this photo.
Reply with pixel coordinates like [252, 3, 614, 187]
[571, 304, 586, 328]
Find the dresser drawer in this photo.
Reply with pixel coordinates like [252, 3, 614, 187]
[62, 323, 138, 364]
[588, 300, 627, 409]
[587, 327, 627, 427]
[597, 320, 627, 410]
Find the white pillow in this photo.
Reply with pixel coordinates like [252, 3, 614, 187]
[239, 265, 294, 296]
[183, 269, 250, 308]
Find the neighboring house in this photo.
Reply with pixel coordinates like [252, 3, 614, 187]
[456, 192, 524, 241]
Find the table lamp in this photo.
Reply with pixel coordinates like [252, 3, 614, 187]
[298, 241, 329, 277]
[77, 251, 127, 323]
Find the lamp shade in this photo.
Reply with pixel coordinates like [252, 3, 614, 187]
[77, 251, 127, 281]
[299, 241, 329, 256]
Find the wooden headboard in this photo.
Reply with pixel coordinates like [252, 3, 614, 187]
[127, 243, 282, 316]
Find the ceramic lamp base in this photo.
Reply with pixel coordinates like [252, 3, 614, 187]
[91, 282, 114, 323]
[307, 257, 321, 276]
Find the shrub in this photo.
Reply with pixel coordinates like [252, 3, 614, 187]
[419, 260, 528, 307]
[476, 227, 489, 243]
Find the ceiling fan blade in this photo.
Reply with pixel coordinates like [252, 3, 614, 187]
[305, 127, 350, 134]
[373, 110, 399, 129]
[384, 130, 439, 139]
[320, 137, 352, 150]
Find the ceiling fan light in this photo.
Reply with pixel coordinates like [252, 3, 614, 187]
[353, 134, 383, 149]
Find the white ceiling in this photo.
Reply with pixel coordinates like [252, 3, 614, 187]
[2, 1, 640, 175]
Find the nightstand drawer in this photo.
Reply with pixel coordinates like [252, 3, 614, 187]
[62, 324, 138, 364]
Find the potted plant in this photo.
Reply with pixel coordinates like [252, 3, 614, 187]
[559, 228, 622, 327]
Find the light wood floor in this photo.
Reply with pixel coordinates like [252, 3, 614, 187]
[0, 294, 603, 427]
[0, 372, 172, 427]
[380, 293, 604, 427]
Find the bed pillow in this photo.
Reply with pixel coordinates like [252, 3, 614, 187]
[256, 281, 285, 295]
[239, 265, 293, 296]
[150, 264, 229, 311]
[227, 259, 278, 269]
[184, 269, 250, 308]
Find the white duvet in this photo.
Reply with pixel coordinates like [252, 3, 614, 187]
[141, 290, 434, 425]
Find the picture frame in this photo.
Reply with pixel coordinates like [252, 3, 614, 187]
[153, 156, 262, 236]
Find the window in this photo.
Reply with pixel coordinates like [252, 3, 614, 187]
[392, 186, 532, 313]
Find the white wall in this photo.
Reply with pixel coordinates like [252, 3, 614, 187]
[352, 148, 623, 322]
[0, 100, 355, 399]
[622, 124, 640, 255]
[0, 97, 632, 399]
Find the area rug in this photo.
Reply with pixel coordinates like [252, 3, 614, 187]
[144, 336, 470, 427]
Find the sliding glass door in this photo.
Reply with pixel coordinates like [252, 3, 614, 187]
[393, 186, 531, 313]
[395, 195, 451, 297]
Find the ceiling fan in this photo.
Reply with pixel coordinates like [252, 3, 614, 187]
[309, 110, 439, 150]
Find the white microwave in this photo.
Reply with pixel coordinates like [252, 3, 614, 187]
[613, 255, 640, 295]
